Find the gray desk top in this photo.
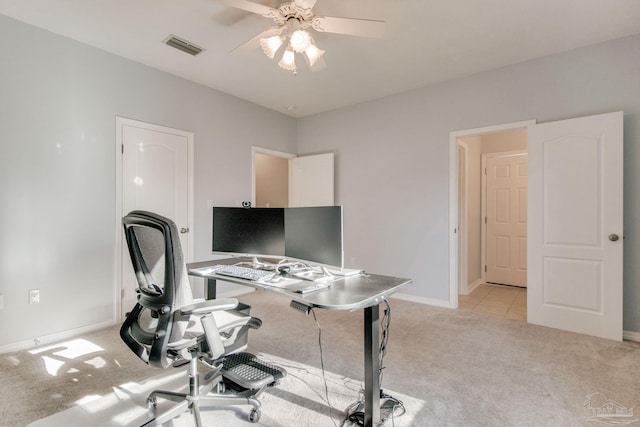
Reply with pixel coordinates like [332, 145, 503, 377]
[187, 258, 412, 311]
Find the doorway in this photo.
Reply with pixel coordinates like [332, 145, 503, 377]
[449, 120, 535, 312]
[457, 129, 528, 320]
[252, 147, 335, 208]
[451, 112, 624, 340]
[252, 147, 295, 208]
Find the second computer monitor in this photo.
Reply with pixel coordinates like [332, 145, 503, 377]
[285, 206, 343, 269]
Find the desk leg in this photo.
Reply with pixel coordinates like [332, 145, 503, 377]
[205, 278, 217, 300]
[364, 305, 380, 427]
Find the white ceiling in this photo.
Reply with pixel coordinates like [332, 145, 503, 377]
[2, 0, 640, 117]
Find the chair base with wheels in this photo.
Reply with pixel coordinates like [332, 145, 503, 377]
[143, 351, 285, 426]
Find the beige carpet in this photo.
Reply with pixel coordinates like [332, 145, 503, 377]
[27, 353, 421, 427]
[2, 290, 640, 426]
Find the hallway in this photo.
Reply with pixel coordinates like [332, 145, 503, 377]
[458, 283, 526, 321]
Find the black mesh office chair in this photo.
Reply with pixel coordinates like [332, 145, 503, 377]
[121, 210, 285, 426]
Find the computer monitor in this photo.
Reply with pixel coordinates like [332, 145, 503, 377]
[285, 206, 343, 269]
[212, 207, 285, 258]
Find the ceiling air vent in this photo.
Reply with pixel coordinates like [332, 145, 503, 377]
[164, 35, 204, 56]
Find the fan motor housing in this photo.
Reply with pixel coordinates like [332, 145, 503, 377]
[272, 2, 314, 26]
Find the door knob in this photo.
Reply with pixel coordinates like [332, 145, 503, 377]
[608, 234, 619, 242]
[180, 227, 189, 234]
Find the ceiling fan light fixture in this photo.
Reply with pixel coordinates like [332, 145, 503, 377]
[260, 35, 283, 59]
[278, 48, 297, 73]
[289, 29, 311, 53]
[304, 43, 324, 67]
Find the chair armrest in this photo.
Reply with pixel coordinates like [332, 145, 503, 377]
[180, 298, 238, 316]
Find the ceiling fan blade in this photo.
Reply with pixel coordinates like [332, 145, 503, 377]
[230, 27, 283, 54]
[312, 16, 385, 38]
[213, 0, 277, 17]
[293, 0, 318, 10]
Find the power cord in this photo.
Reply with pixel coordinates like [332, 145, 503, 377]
[311, 308, 339, 427]
[344, 299, 405, 426]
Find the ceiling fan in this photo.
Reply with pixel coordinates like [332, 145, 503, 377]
[214, 0, 385, 73]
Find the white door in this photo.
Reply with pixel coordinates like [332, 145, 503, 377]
[289, 153, 334, 207]
[117, 117, 193, 318]
[486, 153, 528, 287]
[528, 111, 623, 340]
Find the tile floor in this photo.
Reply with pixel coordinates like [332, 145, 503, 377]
[458, 283, 527, 321]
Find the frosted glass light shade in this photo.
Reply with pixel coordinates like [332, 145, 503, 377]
[278, 48, 297, 73]
[289, 30, 311, 53]
[304, 43, 325, 67]
[260, 36, 283, 59]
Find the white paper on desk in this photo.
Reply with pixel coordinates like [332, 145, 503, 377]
[188, 267, 220, 276]
[255, 277, 303, 288]
[327, 268, 362, 277]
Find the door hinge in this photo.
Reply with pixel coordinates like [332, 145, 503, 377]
[485, 216, 487, 224]
[121, 144, 124, 154]
[485, 265, 487, 273]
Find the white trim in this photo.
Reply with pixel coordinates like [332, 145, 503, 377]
[457, 142, 469, 295]
[449, 136, 459, 308]
[251, 146, 296, 207]
[449, 120, 535, 310]
[390, 293, 452, 308]
[623, 330, 640, 343]
[462, 278, 483, 296]
[481, 150, 527, 285]
[114, 116, 195, 322]
[0, 320, 115, 354]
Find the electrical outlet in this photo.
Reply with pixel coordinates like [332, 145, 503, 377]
[29, 289, 40, 304]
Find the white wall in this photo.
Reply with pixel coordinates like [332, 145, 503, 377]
[2, 14, 640, 347]
[0, 15, 296, 349]
[297, 34, 640, 333]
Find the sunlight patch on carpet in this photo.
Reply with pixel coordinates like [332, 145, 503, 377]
[29, 353, 425, 426]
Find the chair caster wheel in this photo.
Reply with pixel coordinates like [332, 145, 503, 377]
[249, 409, 261, 423]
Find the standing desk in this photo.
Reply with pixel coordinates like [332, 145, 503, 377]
[187, 258, 412, 427]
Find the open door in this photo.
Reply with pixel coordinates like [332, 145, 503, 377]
[289, 153, 334, 207]
[527, 111, 623, 340]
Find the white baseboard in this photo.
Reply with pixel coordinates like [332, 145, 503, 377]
[466, 279, 483, 294]
[623, 330, 640, 342]
[0, 288, 255, 355]
[4, 290, 634, 354]
[391, 292, 451, 308]
[0, 319, 116, 355]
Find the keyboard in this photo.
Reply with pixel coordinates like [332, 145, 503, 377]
[210, 265, 273, 282]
